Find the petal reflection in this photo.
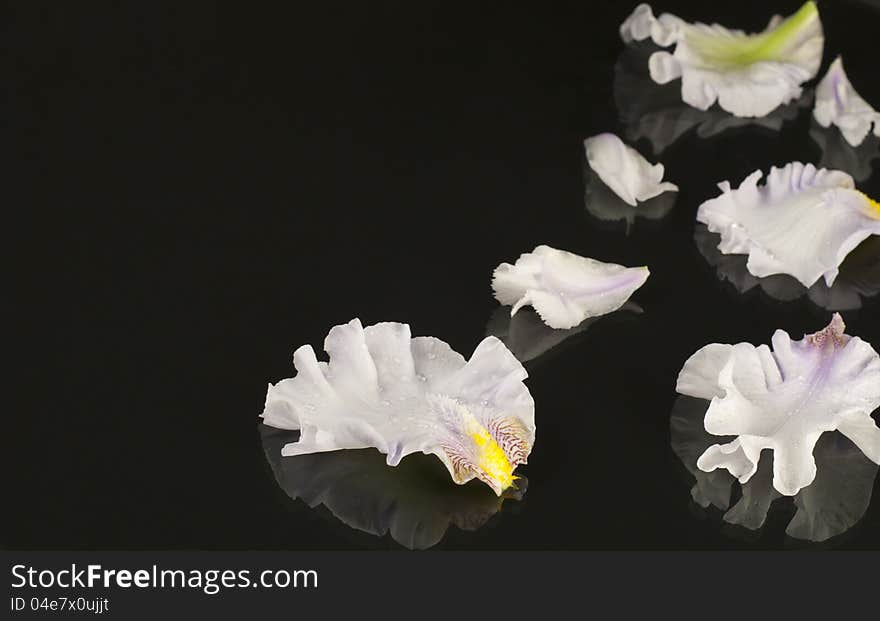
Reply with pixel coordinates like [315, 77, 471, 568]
[695, 224, 880, 311]
[615, 42, 808, 155]
[583, 165, 677, 233]
[486, 303, 642, 367]
[813, 56, 880, 148]
[261, 425, 526, 550]
[810, 123, 880, 183]
[670, 396, 878, 543]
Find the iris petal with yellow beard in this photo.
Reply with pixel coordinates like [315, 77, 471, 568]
[262, 320, 535, 496]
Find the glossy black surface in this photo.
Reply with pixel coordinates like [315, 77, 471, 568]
[9, 0, 880, 549]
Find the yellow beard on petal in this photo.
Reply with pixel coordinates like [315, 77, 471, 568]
[861, 193, 880, 218]
[468, 422, 515, 491]
[432, 394, 520, 493]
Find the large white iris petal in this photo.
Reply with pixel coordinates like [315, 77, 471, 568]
[261, 319, 535, 496]
[620, 1, 824, 118]
[676, 314, 880, 497]
[697, 162, 880, 288]
[492, 245, 650, 330]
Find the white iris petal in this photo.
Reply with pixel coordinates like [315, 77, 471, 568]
[697, 162, 880, 288]
[584, 133, 678, 206]
[676, 314, 880, 497]
[620, 1, 824, 118]
[261, 319, 535, 496]
[814, 56, 880, 147]
[492, 245, 650, 330]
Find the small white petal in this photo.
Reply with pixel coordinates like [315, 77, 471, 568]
[621, 2, 824, 118]
[813, 56, 880, 147]
[677, 315, 880, 496]
[492, 245, 649, 330]
[697, 162, 880, 288]
[262, 319, 535, 496]
[584, 133, 678, 207]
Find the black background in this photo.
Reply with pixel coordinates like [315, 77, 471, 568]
[8, 0, 880, 549]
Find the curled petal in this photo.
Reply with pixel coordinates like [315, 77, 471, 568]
[814, 56, 880, 147]
[262, 319, 535, 496]
[697, 162, 880, 288]
[583, 133, 678, 207]
[492, 245, 649, 330]
[677, 314, 880, 496]
[621, 2, 824, 118]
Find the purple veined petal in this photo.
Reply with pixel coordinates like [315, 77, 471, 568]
[814, 56, 880, 147]
[492, 245, 650, 330]
[262, 319, 535, 496]
[677, 314, 880, 497]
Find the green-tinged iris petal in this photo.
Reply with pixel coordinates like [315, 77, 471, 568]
[620, 2, 824, 117]
[688, 1, 819, 67]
